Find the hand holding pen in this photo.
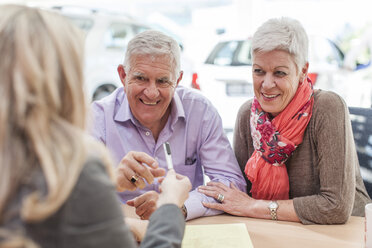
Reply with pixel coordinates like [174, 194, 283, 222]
[116, 151, 166, 192]
[158, 142, 191, 208]
[163, 142, 174, 170]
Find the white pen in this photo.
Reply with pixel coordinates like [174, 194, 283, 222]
[201, 165, 209, 186]
[163, 142, 174, 170]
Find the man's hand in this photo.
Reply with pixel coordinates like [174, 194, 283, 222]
[127, 191, 159, 220]
[116, 151, 166, 192]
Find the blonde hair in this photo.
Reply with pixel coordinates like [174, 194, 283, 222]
[0, 4, 113, 247]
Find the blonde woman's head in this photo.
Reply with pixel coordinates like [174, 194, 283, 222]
[0, 4, 85, 136]
[0, 5, 93, 247]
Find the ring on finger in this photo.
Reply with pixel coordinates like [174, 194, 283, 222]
[217, 193, 225, 203]
[130, 174, 139, 184]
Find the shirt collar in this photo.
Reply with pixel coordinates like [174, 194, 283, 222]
[169, 91, 186, 127]
[114, 89, 133, 123]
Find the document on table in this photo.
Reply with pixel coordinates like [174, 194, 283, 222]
[181, 223, 254, 248]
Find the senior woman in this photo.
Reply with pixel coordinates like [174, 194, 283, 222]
[198, 17, 371, 224]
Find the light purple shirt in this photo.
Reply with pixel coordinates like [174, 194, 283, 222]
[89, 86, 246, 220]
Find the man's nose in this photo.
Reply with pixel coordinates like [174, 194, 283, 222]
[144, 81, 160, 98]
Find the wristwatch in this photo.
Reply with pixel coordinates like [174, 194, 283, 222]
[268, 201, 279, 220]
[181, 204, 188, 219]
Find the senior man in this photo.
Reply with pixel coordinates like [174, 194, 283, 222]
[90, 30, 246, 220]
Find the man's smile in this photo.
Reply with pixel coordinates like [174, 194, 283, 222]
[140, 99, 160, 105]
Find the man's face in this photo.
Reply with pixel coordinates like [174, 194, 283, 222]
[118, 54, 182, 131]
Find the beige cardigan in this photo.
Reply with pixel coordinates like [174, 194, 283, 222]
[233, 90, 371, 224]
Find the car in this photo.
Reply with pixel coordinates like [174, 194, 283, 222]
[191, 34, 353, 143]
[50, 6, 193, 101]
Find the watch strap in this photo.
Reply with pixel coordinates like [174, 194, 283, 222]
[269, 201, 278, 220]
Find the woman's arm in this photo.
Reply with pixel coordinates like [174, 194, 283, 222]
[291, 92, 355, 224]
[55, 160, 189, 248]
[198, 181, 300, 222]
[140, 205, 185, 248]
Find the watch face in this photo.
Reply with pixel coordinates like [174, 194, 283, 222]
[269, 201, 278, 209]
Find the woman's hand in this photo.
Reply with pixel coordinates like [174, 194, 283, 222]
[125, 217, 149, 242]
[198, 181, 254, 216]
[157, 169, 192, 208]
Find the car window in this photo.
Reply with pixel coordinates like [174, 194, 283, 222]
[104, 22, 134, 49]
[104, 22, 150, 49]
[206, 41, 239, 66]
[132, 24, 150, 34]
[310, 37, 343, 67]
[235, 40, 252, 65]
[65, 16, 94, 33]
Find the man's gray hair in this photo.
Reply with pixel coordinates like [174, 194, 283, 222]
[251, 17, 309, 71]
[124, 30, 181, 78]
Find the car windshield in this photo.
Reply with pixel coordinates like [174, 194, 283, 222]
[205, 39, 252, 66]
[66, 16, 94, 33]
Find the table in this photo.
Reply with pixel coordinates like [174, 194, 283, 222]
[123, 205, 365, 248]
[187, 214, 364, 248]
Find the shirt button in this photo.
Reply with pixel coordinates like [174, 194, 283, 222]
[145, 131, 150, 136]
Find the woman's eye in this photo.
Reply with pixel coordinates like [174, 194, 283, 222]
[253, 69, 264, 75]
[275, 71, 287, 76]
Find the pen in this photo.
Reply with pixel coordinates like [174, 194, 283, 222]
[201, 165, 209, 186]
[163, 142, 174, 170]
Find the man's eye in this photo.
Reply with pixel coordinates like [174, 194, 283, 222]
[157, 79, 172, 87]
[136, 76, 145, 81]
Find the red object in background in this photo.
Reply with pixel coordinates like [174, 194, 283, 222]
[191, 73, 200, 90]
[308, 72, 318, 85]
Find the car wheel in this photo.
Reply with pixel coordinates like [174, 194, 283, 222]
[92, 84, 117, 101]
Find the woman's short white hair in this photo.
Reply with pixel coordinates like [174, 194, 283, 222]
[124, 30, 181, 79]
[251, 17, 309, 71]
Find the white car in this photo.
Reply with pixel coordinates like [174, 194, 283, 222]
[51, 6, 193, 101]
[192, 35, 352, 142]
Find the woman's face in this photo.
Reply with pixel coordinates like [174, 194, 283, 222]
[252, 50, 307, 117]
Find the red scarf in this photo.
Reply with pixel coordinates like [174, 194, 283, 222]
[244, 77, 314, 200]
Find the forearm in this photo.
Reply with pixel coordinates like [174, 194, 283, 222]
[292, 194, 353, 224]
[184, 175, 246, 220]
[184, 190, 224, 220]
[141, 204, 185, 248]
[248, 199, 300, 222]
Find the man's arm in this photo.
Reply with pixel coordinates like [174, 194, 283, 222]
[184, 107, 247, 220]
